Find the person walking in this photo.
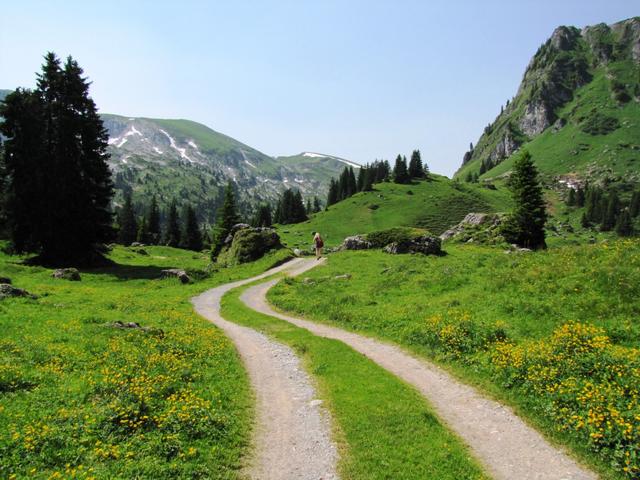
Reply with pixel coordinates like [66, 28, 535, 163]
[313, 231, 324, 260]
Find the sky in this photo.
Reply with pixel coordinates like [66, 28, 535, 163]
[1, 1, 638, 176]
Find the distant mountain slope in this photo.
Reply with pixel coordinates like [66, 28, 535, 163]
[277, 176, 512, 248]
[456, 17, 640, 186]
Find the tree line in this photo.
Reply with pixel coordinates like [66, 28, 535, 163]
[567, 184, 638, 236]
[326, 150, 429, 207]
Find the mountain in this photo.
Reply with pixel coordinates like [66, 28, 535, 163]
[455, 17, 640, 187]
[102, 114, 357, 221]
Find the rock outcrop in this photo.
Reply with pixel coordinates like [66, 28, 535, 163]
[218, 225, 282, 265]
[160, 269, 191, 284]
[383, 236, 442, 255]
[340, 235, 373, 250]
[0, 284, 37, 300]
[440, 213, 505, 244]
[52, 268, 81, 281]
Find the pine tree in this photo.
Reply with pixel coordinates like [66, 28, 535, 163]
[408, 150, 424, 178]
[327, 178, 339, 207]
[581, 212, 590, 228]
[393, 155, 410, 184]
[630, 191, 640, 217]
[0, 53, 114, 264]
[465, 172, 473, 183]
[136, 216, 149, 244]
[165, 199, 181, 247]
[118, 192, 137, 245]
[182, 205, 203, 251]
[615, 209, 634, 237]
[305, 198, 312, 215]
[313, 197, 321, 213]
[147, 195, 161, 244]
[566, 188, 576, 206]
[211, 182, 240, 259]
[600, 192, 619, 232]
[575, 187, 585, 207]
[252, 204, 272, 227]
[479, 161, 487, 175]
[501, 150, 547, 249]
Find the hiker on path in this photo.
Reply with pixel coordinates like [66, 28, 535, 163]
[313, 232, 324, 260]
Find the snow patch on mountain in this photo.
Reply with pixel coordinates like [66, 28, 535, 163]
[153, 147, 163, 155]
[302, 152, 360, 169]
[159, 129, 193, 163]
[240, 150, 257, 168]
[116, 138, 128, 148]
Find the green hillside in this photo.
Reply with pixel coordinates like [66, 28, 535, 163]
[277, 176, 512, 248]
[456, 17, 640, 185]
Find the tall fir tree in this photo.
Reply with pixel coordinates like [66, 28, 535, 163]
[501, 150, 547, 249]
[165, 199, 181, 247]
[136, 216, 150, 244]
[327, 178, 339, 206]
[0, 52, 114, 264]
[313, 197, 322, 213]
[630, 191, 640, 217]
[600, 192, 619, 232]
[575, 187, 585, 207]
[211, 182, 240, 259]
[182, 205, 203, 251]
[408, 149, 424, 178]
[393, 155, 410, 184]
[615, 209, 634, 237]
[147, 195, 161, 244]
[252, 203, 272, 227]
[117, 192, 137, 245]
[566, 188, 576, 206]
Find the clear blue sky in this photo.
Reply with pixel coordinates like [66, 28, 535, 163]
[1, 1, 637, 176]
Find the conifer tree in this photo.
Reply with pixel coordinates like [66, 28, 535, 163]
[147, 195, 161, 244]
[136, 216, 150, 244]
[630, 191, 640, 217]
[0, 53, 114, 264]
[165, 199, 181, 247]
[581, 212, 590, 229]
[408, 149, 424, 178]
[118, 192, 137, 245]
[575, 187, 585, 207]
[566, 188, 576, 206]
[313, 197, 321, 213]
[252, 203, 272, 227]
[182, 205, 203, 251]
[501, 150, 547, 249]
[211, 182, 240, 259]
[305, 198, 312, 215]
[393, 155, 410, 184]
[600, 192, 619, 232]
[615, 209, 634, 237]
[327, 178, 339, 206]
[479, 161, 487, 175]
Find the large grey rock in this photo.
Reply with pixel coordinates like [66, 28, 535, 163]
[384, 236, 441, 256]
[160, 269, 191, 284]
[519, 101, 551, 137]
[220, 227, 282, 264]
[131, 242, 145, 247]
[0, 284, 37, 300]
[52, 268, 81, 281]
[489, 131, 520, 163]
[224, 223, 252, 245]
[440, 213, 494, 241]
[340, 235, 372, 250]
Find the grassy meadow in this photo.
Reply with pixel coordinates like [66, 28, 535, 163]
[268, 240, 640, 479]
[0, 244, 292, 479]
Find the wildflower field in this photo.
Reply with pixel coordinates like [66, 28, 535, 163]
[269, 240, 640, 479]
[0, 244, 291, 479]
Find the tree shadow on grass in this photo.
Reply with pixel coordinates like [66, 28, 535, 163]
[86, 263, 176, 281]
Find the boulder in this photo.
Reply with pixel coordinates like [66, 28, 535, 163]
[0, 277, 11, 285]
[224, 223, 252, 245]
[107, 321, 164, 337]
[131, 242, 145, 247]
[384, 236, 442, 256]
[0, 284, 37, 300]
[160, 269, 191, 284]
[334, 274, 352, 280]
[341, 235, 373, 250]
[219, 227, 282, 265]
[52, 268, 81, 281]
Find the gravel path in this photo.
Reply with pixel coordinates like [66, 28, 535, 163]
[241, 258, 597, 480]
[192, 259, 338, 480]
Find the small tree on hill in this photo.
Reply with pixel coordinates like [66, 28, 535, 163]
[629, 191, 640, 217]
[327, 178, 339, 207]
[501, 150, 547, 249]
[313, 197, 322, 213]
[408, 149, 424, 178]
[393, 155, 410, 184]
[211, 182, 240, 259]
[615, 209, 634, 237]
[600, 192, 619, 232]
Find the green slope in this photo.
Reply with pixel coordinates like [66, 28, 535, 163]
[277, 176, 512, 248]
[455, 17, 640, 185]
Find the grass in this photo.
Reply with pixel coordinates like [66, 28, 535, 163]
[0, 244, 292, 479]
[268, 241, 640, 479]
[276, 176, 512, 249]
[220, 281, 488, 480]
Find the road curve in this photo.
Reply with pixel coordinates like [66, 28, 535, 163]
[192, 258, 338, 480]
[240, 258, 597, 480]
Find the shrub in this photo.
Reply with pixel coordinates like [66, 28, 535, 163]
[579, 111, 620, 135]
[365, 227, 428, 248]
